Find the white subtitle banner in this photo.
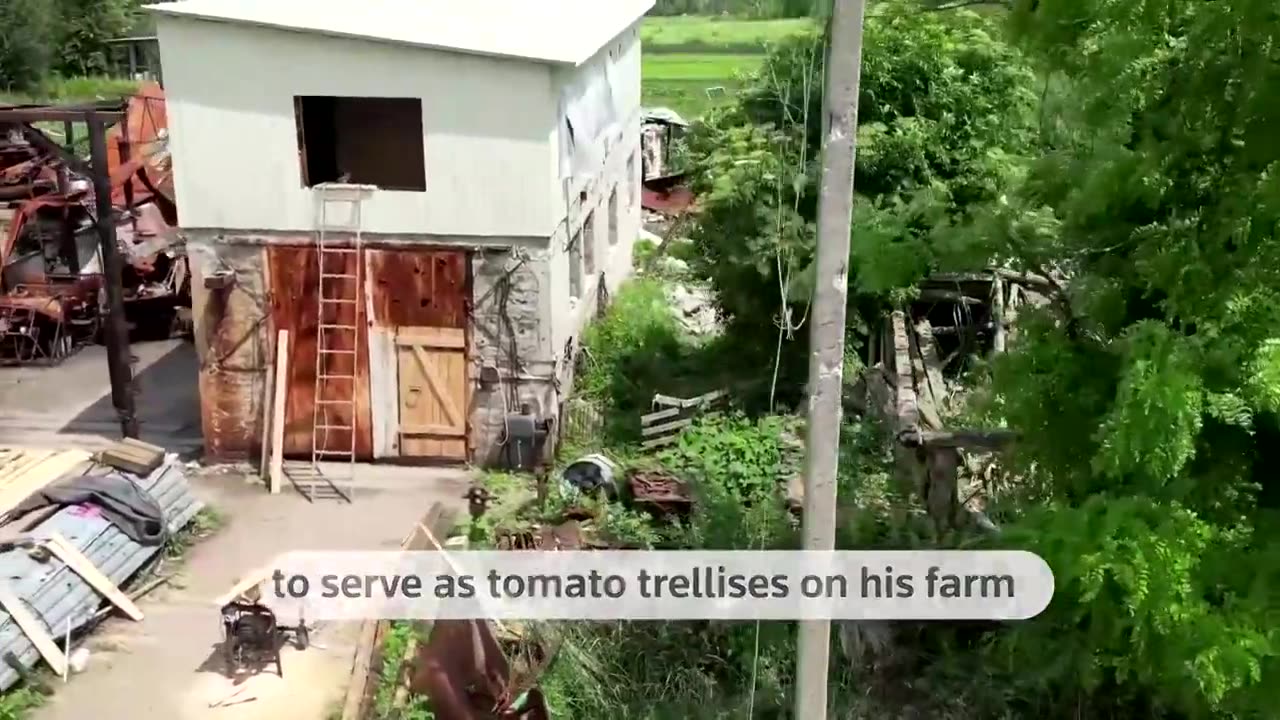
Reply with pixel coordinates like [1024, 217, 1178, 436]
[240, 550, 1054, 621]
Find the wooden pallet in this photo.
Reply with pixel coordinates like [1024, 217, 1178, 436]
[639, 389, 728, 450]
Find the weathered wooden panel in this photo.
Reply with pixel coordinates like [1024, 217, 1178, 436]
[267, 245, 374, 460]
[366, 249, 468, 329]
[396, 327, 468, 461]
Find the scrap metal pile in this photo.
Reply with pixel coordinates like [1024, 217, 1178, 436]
[0, 83, 188, 365]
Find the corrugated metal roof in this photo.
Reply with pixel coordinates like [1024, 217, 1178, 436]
[145, 0, 655, 67]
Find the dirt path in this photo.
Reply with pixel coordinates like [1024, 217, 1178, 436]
[31, 465, 471, 720]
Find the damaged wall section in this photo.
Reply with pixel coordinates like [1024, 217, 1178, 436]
[186, 235, 272, 460]
[470, 247, 555, 466]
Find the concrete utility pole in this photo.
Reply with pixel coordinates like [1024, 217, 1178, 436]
[795, 0, 867, 717]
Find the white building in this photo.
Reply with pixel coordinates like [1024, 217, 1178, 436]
[147, 0, 650, 467]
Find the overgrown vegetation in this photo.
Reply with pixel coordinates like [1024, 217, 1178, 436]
[642, 16, 816, 118]
[0, 0, 142, 94]
[371, 623, 435, 720]
[650, 0, 1280, 716]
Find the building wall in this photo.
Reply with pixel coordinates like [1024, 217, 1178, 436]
[155, 16, 559, 238]
[171, 20, 643, 467]
[187, 232, 556, 466]
[546, 23, 645, 399]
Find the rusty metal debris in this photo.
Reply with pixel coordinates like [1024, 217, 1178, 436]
[409, 619, 551, 720]
[0, 83, 188, 366]
[627, 468, 693, 518]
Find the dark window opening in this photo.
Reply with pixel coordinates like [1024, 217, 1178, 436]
[294, 95, 426, 191]
[608, 188, 619, 246]
[584, 210, 596, 274]
[569, 229, 583, 299]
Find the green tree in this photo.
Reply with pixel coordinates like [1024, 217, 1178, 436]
[682, 3, 1036, 396]
[54, 0, 140, 77]
[0, 0, 56, 92]
[967, 0, 1280, 715]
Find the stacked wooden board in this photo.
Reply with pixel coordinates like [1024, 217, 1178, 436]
[0, 448, 94, 519]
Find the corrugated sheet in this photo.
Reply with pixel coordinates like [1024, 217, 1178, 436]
[0, 455, 204, 690]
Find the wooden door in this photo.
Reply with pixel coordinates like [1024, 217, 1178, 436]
[395, 326, 468, 461]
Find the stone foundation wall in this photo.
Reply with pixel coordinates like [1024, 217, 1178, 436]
[469, 247, 558, 466]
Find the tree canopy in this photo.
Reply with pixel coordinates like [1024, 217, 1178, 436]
[681, 0, 1279, 714]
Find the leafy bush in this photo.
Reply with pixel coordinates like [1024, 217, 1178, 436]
[0, 0, 56, 92]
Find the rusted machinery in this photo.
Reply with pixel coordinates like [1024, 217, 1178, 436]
[0, 83, 188, 366]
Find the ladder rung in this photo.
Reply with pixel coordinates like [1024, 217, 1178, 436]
[316, 424, 354, 431]
[316, 399, 355, 405]
[314, 450, 355, 457]
[319, 348, 357, 355]
[320, 273, 357, 279]
[319, 323, 358, 330]
[319, 374, 356, 380]
[320, 298, 358, 304]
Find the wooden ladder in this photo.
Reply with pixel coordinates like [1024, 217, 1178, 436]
[306, 183, 374, 503]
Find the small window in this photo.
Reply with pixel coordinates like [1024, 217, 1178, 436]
[583, 210, 596, 275]
[294, 95, 426, 191]
[608, 188, 619, 246]
[569, 229, 583, 300]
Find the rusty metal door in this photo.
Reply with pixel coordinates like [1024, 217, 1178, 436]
[395, 326, 467, 461]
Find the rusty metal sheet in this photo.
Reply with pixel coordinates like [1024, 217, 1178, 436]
[366, 248, 468, 329]
[106, 81, 174, 212]
[409, 619, 550, 720]
[268, 245, 374, 460]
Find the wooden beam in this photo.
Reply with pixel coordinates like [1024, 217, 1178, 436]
[269, 330, 290, 495]
[0, 107, 125, 124]
[0, 585, 66, 675]
[43, 533, 144, 621]
[899, 428, 1018, 450]
[259, 335, 276, 483]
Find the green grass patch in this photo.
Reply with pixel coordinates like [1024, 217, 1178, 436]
[371, 622, 435, 720]
[642, 16, 816, 53]
[643, 53, 761, 117]
[0, 75, 139, 105]
[643, 54, 763, 80]
[0, 686, 45, 720]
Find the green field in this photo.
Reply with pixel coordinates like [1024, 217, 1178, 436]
[642, 16, 816, 118]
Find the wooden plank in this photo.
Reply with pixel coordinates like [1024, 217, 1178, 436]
[397, 328, 468, 461]
[213, 565, 275, 607]
[399, 424, 466, 438]
[395, 327, 465, 350]
[0, 451, 92, 518]
[641, 418, 694, 438]
[641, 435, 680, 450]
[269, 330, 290, 495]
[0, 451, 55, 487]
[99, 440, 163, 476]
[259, 334, 277, 481]
[651, 389, 727, 409]
[342, 504, 455, 720]
[43, 533, 144, 621]
[640, 407, 682, 425]
[341, 619, 380, 720]
[891, 311, 918, 433]
[409, 346, 462, 428]
[0, 585, 66, 675]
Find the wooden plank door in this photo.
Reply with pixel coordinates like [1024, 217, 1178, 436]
[395, 326, 468, 461]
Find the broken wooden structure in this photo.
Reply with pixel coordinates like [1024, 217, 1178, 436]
[857, 269, 1061, 534]
[639, 389, 728, 451]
